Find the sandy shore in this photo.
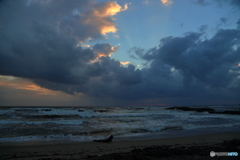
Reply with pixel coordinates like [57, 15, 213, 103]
[1, 132, 240, 160]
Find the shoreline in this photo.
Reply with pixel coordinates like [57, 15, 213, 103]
[1, 132, 240, 159]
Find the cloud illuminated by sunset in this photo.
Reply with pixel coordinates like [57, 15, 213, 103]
[94, 43, 117, 56]
[0, 76, 57, 95]
[16, 84, 57, 95]
[160, 0, 173, 6]
[87, 2, 129, 35]
[94, 2, 122, 17]
[120, 61, 131, 65]
[101, 25, 117, 35]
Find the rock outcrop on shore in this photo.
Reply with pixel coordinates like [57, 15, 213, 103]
[93, 135, 113, 143]
[166, 106, 240, 115]
[208, 110, 240, 115]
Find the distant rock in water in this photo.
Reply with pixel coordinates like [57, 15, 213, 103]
[93, 135, 113, 143]
[161, 126, 183, 131]
[208, 111, 240, 115]
[94, 109, 108, 112]
[166, 106, 240, 115]
[41, 109, 51, 111]
[166, 106, 215, 112]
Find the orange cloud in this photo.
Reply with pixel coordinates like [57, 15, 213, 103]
[93, 43, 118, 59]
[238, 63, 240, 67]
[95, 2, 121, 17]
[101, 25, 117, 35]
[86, 43, 118, 63]
[120, 61, 131, 65]
[97, 46, 117, 57]
[93, 2, 129, 17]
[85, 2, 129, 35]
[160, 0, 172, 6]
[16, 84, 57, 95]
[0, 76, 57, 95]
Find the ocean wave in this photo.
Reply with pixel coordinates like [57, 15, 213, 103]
[0, 134, 98, 142]
[0, 119, 84, 125]
[1, 106, 240, 143]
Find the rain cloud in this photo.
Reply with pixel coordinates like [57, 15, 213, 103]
[0, 0, 240, 104]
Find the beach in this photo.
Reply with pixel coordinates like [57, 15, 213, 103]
[1, 132, 240, 160]
[1, 106, 240, 159]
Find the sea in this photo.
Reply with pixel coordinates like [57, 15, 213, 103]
[0, 105, 240, 143]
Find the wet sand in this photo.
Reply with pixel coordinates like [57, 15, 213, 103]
[0, 132, 240, 160]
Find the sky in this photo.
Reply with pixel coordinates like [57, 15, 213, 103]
[0, 0, 240, 106]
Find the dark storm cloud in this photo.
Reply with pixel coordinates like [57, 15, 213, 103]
[199, 25, 208, 32]
[0, 0, 240, 103]
[192, 0, 209, 6]
[33, 56, 142, 99]
[128, 24, 240, 100]
[129, 26, 240, 100]
[227, 0, 240, 7]
[93, 43, 118, 57]
[0, 0, 139, 94]
[237, 19, 240, 28]
[220, 17, 227, 24]
[192, 0, 240, 7]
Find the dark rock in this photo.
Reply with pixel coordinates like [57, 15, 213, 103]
[161, 126, 183, 131]
[94, 110, 108, 112]
[196, 108, 215, 112]
[224, 111, 240, 115]
[41, 109, 51, 111]
[130, 129, 149, 133]
[209, 111, 240, 115]
[93, 135, 113, 143]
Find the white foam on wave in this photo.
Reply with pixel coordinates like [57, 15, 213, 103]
[0, 119, 84, 125]
[185, 123, 236, 130]
[2, 107, 161, 119]
[37, 108, 105, 119]
[1, 106, 240, 143]
[91, 113, 153, 118]
[0, 108, 15, 115]
[0, 134, 101, 142]
[38, 108, 85, 116]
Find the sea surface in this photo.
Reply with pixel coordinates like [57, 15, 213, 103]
[0, 105, 240, 142]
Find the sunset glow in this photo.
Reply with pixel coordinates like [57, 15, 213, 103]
[101, 25, 117, 35]
[160, 0, 173, 6]
[120, 61, 131, 65]
[0, 76, 57, 95]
